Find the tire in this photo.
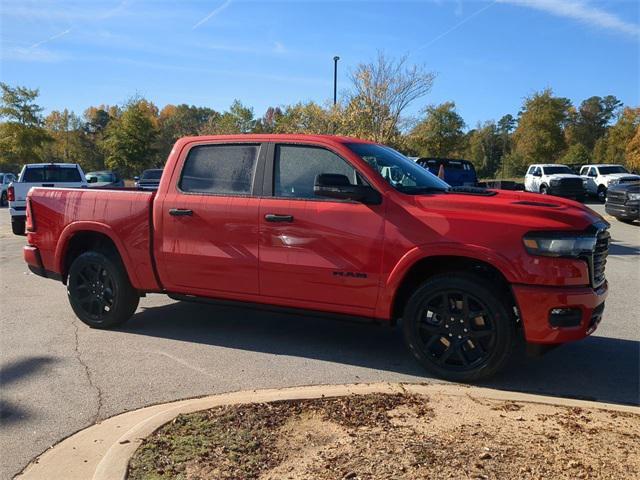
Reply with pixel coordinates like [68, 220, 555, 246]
[402, 273, 516, 382]
[11, 218, 25, 235]
[597, 185, 607, 203]
[67, 251, 139, 329]
[1, 191, 7, 207]
[539, 185, 548, 195]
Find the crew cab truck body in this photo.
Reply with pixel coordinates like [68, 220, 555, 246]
[23, 135, 610, 381]
[8, 163, 87, 235]
[524, 164, 586, 201]
[579, 164, 640, 202]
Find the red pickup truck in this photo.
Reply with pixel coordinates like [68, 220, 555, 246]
[23, 134, 610, 381]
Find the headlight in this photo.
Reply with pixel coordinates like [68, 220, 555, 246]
[609, 178, 620, 185]
[523, 232, 597, 257]
[628, 192, 640, 201]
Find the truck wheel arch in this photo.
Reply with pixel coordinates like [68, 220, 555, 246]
[56, 223, 141, 288]
[379, 250, 519, 324]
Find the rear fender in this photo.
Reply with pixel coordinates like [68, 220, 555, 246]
[56, 221, 143, 289]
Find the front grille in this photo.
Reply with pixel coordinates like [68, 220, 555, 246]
[606, 190, 627, 205]
[591, 229, 610, 287]
[558, 178, 583, 188]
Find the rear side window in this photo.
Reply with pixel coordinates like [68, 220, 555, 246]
[180, 144, 259, 195]
[274, 145, 358, 199]
[23, 166, 82, 182]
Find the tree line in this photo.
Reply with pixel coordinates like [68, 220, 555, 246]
[1, 53, 638, 178]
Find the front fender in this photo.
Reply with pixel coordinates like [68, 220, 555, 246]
[375, 243, 519, 319]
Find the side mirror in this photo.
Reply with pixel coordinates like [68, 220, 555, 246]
[88, 177, 97, 183]
[534, 171, 542, 177]
[314, 174, 382, 205]
[133, 176, 140, 181]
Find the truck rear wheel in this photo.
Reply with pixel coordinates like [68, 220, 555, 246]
[11, 218, 25, 235]
[402, 274, 516, 382]
[67, 251, 139, 329]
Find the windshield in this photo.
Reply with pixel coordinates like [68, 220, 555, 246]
[22, 166, 82, 183]
[543, 166, 573, 175]
[141, 169, 162, 180]
[346, 143, 450, 193]
[599, 166, 628, 175]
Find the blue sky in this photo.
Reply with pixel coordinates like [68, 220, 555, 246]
[1, 0, 638, 129]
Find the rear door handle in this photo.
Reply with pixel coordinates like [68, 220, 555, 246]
[264, 213, 294, 223]
[169, 208, 193, 217]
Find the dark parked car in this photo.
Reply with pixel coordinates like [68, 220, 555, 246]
[415, 158, 478, 187]
[86, 171, 124, 188]
[135, 169, 163, 190]
[605, 181, 639, 223]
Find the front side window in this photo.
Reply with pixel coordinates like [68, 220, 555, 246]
[274, 145, 360, 199]
[180, 144, 259, 195]
[347, 143, 449, 194]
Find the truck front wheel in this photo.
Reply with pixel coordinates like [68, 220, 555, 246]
[597, 185, 607, 202]
[402, 274, 516, 382]
[67, 251, 139, 329]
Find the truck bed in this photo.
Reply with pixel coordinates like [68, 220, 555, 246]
[26, 187, 160, 291]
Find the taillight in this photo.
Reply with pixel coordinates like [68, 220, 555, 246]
[7, 185, 14, 202]
[26, 198, 36, 232]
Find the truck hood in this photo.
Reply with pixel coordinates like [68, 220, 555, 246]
[411, 189, 604, 232]
[604, 173, 640, 180]
[546, 173, 582, 180]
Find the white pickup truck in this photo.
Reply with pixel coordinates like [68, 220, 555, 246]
[579, 164, 640, 202]
[8, 163, 87, 235]
[524, 164, 586, 200]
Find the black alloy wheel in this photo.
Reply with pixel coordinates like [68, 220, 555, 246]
[403, 274, 516, 382]
[416, 290, 496, 371]
[68, 251, 139, 328]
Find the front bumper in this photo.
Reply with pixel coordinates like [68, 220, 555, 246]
[513, 282, 607, 344]
[605, 201, 639, 220]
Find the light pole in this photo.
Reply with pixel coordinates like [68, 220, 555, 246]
[333, 56, 340, 106]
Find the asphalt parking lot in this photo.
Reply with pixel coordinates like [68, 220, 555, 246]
[1, 202, 639, 479]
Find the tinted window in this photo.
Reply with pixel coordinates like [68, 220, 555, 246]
[141, 169, 163, 180]
[23, 166, 82, 182]
[274, 145, 358, 199]
[180, 144, 259, 195]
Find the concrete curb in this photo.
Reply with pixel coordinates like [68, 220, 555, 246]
[17, 382, 640, 480]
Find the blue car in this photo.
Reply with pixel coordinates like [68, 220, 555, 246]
[416, 158, 478, 187]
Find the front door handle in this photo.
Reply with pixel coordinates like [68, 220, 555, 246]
[264, 213, 294, 223]
[169, 208, 193, 217]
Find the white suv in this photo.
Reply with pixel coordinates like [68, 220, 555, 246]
[579, 164, 640, 202]
[524, 164, 586, 201]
